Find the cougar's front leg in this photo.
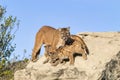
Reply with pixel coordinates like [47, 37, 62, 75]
[31, 34, 43, 62]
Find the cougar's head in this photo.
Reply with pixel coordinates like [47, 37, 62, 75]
[58, 27, 70, 41]
[44, 45, 59, 62]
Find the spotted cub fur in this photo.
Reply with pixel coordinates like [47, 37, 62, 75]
[45, 35, 88, 65]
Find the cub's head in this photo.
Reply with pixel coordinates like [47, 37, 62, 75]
[44, 45, 59, 60]
[58, 27, 70, 41]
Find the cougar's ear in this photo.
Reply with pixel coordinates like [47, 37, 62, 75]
[67, 26, 70, 31]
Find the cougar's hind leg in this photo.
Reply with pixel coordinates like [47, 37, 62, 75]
[69, 54, 74, 65]
[81, 49, 87, 60]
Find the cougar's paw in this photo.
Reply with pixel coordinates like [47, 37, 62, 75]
[31, 58, 38, 62]
[50, 60, 60, 66]
[43, 59, 49, 64]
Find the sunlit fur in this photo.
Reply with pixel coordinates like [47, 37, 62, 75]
[31, 26, 70, 62]
[45, 35, 89, 66]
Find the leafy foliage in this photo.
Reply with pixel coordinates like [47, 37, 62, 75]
[0, 5, 20, 80]
[0, 5, 19, 63]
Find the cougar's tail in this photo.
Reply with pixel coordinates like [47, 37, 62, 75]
[84, 43, 89, 55]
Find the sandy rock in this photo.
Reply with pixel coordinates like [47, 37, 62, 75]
[98, 51, 120, 80]
[14, 32, 120, 80]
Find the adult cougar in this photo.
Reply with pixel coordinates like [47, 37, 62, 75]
[31, 26, 70, 62]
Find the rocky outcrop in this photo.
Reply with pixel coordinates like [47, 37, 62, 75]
[14, 32, 120, 80]
[98, 51, 120, 80]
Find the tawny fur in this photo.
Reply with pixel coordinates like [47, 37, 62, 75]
[45, 35, 89, 66]
[31, 26, 70, 62]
